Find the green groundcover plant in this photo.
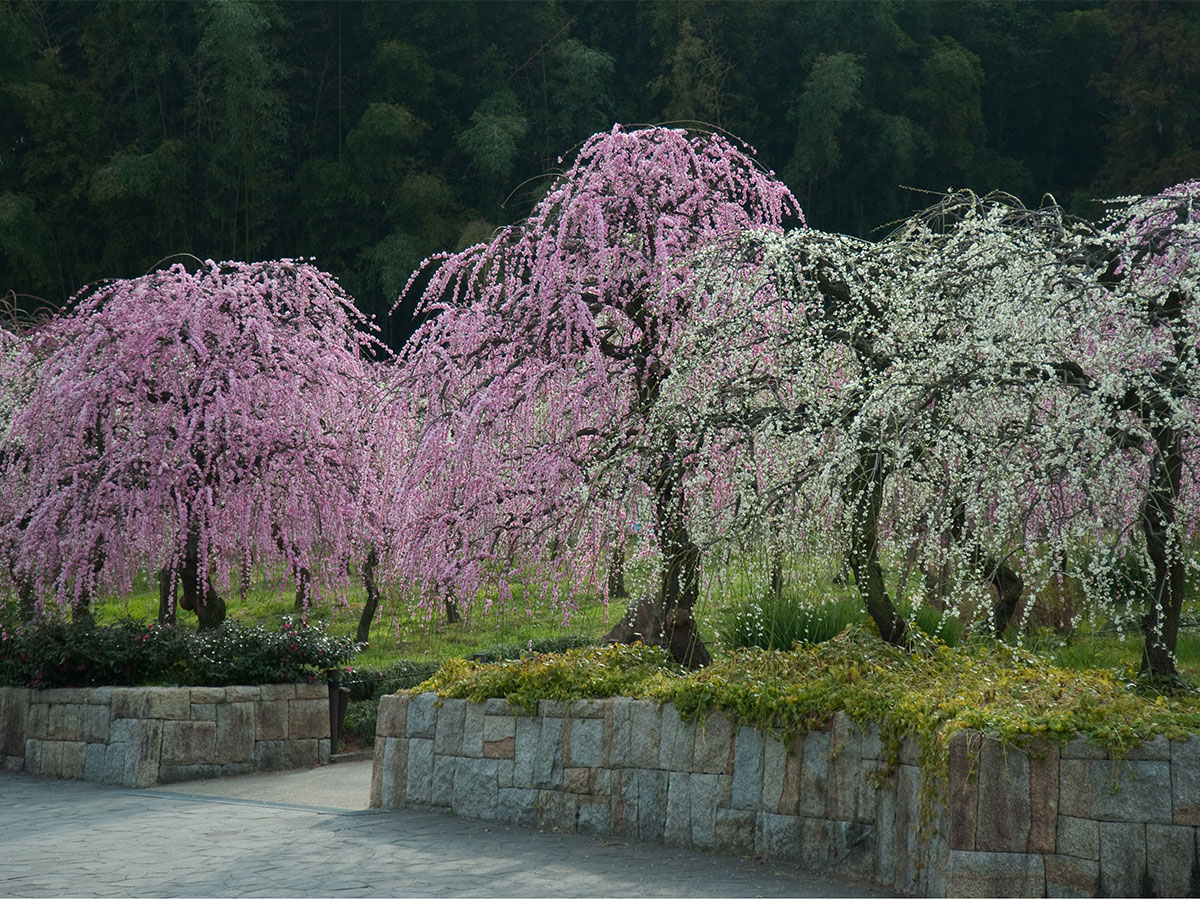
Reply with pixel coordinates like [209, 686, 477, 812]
[0, 617, 357, 688]
[416, 627, 1200, 765]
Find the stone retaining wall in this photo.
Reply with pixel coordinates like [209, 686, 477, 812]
[371, 692, 1200, 897]
[0, 683, 330, 787]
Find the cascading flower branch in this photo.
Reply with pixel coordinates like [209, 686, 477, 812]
[391, 124, 800, 665]
[0, 259, 390, 628]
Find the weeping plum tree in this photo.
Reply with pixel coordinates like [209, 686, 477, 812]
[664, 193, 1116, 646]
[394, 125, 798, 666]
[1093, 181, 1200, 677]
[0, 260, 387, 628]
[669, 184, 1200, 676]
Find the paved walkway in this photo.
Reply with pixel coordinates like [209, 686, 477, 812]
[0, 762, 895, 898]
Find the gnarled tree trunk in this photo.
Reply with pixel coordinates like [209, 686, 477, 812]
[356, 547, 380, 646]
[846, 450, 908, 646]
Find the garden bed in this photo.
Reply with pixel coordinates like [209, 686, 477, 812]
[370, 633, 1200, 897]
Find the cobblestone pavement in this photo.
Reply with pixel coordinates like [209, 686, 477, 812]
[0, 765, 895, 898]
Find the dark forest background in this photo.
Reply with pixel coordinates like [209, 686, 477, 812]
[2, 0, 1197, 349]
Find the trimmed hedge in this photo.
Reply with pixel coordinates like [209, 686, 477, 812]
[0, 617, 357, 688]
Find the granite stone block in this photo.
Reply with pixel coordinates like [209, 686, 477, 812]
[375, 694, 408, 739]
[800, 816, 835, 871]
[462, 703, 485, 758]
[497, 787, 539, 826]
[123, 719, 164, 787]
[513, 715, 541, 786]
[664, 771, 692, 847]
[731, 726, 764, 810]
[756, 812, 802, 861]
[538, 789, 578, 831]
[216, 702, 254, 763]
[82, 703, 111, 743]
[1098, 821, 1146, 898]
[433, 698, 465, 755]
[0, 689, 30, 756]
[577, 796, 611, 835]
[1171, 737, 1200, 825]
[161, 720, 216, 765]
[26, 702, 47, 740]
[378, 736, 408, 808]
[1045, 853, 1099, 898]
[254, 739, 285, 771]
[453, 757, 498, 819]
[691, 772, 718, 849]
[189, 687, 225, 704]
[975, 739, 1030, 853]
[158, 763, 222, 783]
[799, 729, 830, 817]
[568, 716, 604, 767]
[282, 738, 318, 769]
[406, 737, 434, 804]
[534, 717, 564, 789]
[406, 692, 437, 739]
[714, 807, 756, 856]
[83, 741, 107, 782]
[944, 850, 1046, 898]
[609, 698, 633, 768]
[102, 742, 126, 784]
[260, 684, 296, 701]
[1145, 823, 1195, 898]
[761, 734, 787, 813]
[835, 820, 877, 882]
[296, 682, 329, 701]
[629, 702, 662, 769]
[948, 731, 980, 851]
[59, 740, 85, 779]
[47, 703, 83, 741]
[1057, 815, 1099, 860]
[189, 703, 217, 723]
[287, 699, 328, 740]
[693, 710, 734, 774]
[658, 704, 695, 771]
[874, 776, 897, 887]
[256, 701, 288, 741]
[224, 686, 261, 704]
[637, 768, 668, 842]
[432, 753, 457, 806]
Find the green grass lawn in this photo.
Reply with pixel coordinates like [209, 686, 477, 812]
[35, 545, 1200, 685]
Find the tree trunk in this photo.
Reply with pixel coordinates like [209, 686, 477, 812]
[293, 564, 312, 612]
[982, 556, 1023, 638]
[73, 544, 105, 624]
[444, 593, 461, 624]
[607, 545, 628, 599]
[356, 547, 380, 646]
[1140, 425, 1184, 678]
[605, 450, 711, 668]
[157, 566, 176, 625]
[846, 450, 908, 646]
[769, 545, 784, 600]
[179, 528, 226, 630]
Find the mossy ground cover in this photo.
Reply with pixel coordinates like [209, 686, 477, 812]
[417, 626, 1200, 765]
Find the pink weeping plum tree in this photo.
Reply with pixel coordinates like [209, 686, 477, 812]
[0, 259, 387, 629]
[393, 125, 799, 666]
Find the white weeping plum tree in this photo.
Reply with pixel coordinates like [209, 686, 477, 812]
[391, 125, 799, 666]
[665, 184, 1200, 676]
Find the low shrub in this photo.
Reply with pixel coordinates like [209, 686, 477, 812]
[720, 594, 866, 651]
[0, 617, 357, 688]
[413, 627, 1200, 759]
